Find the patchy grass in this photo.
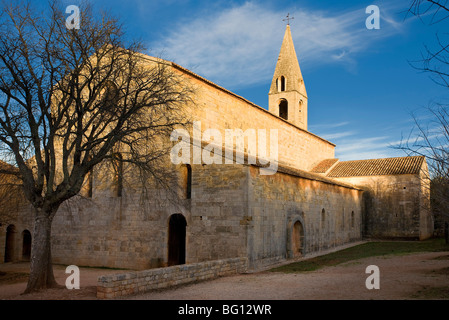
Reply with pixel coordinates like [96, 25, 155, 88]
[270, 238, 449, 273]
[411, 286, 449, 299]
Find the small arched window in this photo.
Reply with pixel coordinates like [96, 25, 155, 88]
[112, 153, 123, 197]
[280, 76, 286, 92]
[87, 169, 93, 198]
[183, 164, 192, 199]
[80, 167, 93, 198]
[321, 209, 326, 226]
[351, 211, 355, 228]
[100, 81, 119, 110]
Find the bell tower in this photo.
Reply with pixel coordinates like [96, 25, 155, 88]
[268, 24, 308, 130]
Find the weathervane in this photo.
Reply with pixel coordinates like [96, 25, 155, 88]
[283, 13, 294, 25]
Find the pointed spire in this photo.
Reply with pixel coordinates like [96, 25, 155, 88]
[269, 25, 306, 98]
[268, 24, 308, 130]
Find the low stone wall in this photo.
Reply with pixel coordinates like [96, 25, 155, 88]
[97, 257, 248, 299]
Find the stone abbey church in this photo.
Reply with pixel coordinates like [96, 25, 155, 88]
[1, 25, 433, 271]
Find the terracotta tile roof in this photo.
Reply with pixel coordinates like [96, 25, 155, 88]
[269, 162, 361, 191]
[326, 156, 425, 177]
[311, 158, 339, 174]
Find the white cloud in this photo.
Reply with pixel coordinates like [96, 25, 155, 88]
[321, 131, 356, 140]
[150, 1, 404, 90]
[309, 121, 350, 130]
[335, 136, 406, 160]
[336, 149, 405, 161]
[311, 120, 404, 160]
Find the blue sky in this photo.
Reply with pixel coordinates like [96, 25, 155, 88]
[48, 0, 449, 160]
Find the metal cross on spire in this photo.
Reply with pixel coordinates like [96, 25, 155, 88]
[283, 13, 294, 25]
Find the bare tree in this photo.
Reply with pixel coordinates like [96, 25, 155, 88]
[397, 0, 449, 242]
[0, 0, 193, 293]
[407, 0, 449, 88]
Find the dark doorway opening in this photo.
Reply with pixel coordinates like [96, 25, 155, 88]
[168, 214, 187, 266]
[4, 225, 16, 262]
[22, 230, 32, 261]
[292, 221, 304, 257]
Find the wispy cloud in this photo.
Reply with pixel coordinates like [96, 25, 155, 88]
[309, 121, 350, 131]
[321, 131, 356, 140]
[312, 121, 407, 160]
[337, 136, 391, 153]
[335, 136, 406, 160]
[151, 1, 405, 89]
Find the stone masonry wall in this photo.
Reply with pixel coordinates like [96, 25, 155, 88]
[334, 174, 432, 240]
[173, 63, 336, 172]
[187, 163, 249, 262]
[96, 257, 247, 299]
[50, 162, 249, 270]
[246, 166, 363, 270]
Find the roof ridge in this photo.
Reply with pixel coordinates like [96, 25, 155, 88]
[326, 155, 425, 177]
[337, 155, 425, 163]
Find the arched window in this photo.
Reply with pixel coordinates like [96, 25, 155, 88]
[87, 169, 93, 198]
[101, 81, 119, 109]
[279, 99, 288, 120]
[351, 211, 355, 228]
[112, 153, 123, 197]
[181, 164, 192, 199]
[186, 165, 192, 199]
[321, 209, 326, 227]
[80, 155, 94, 198]
[81, 167, 93, 198]
[280, 76, 286, 92]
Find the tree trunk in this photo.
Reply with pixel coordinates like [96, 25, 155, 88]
[23, 209, 60, 294]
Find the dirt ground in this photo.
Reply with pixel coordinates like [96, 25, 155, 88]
[0, 262, 121, 300]
[1, 250, 448, 300]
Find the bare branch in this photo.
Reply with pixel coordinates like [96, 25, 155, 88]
[0, 0, 195, 292]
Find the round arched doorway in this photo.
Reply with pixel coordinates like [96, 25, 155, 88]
[4, 224, 16, 262]
[22, 230, 32, 261]
[167, 214, 187, 266]
[291, 221, 304, 257]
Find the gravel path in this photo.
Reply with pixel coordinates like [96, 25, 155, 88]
[122, 252, 449, 300]
[1, 250, 448, 300]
